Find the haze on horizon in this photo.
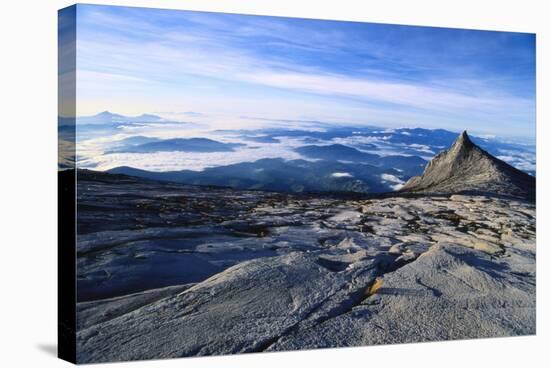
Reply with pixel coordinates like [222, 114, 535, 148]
[62, 4, 536, 139]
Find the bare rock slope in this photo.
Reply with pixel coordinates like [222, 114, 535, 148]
[401, 131, 535, 200]
[74, 168, 536, 363]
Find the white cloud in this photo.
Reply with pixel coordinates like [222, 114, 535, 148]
[381, 173, 404, 184]
[380, 173, 406, 191]
[77, 134, 311, 171]
[331, 172, 353, 178]
[245, 71, 524, 113]
[407, 143, 435, 154]
[75, 11, 535, 135]
[496, 149, 536, 173]
[390, 183, 404, 191]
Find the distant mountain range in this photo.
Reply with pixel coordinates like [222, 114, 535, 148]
[108, 158, 400, 193]
[294, 144, 427, 176]
[65, 112, 535, 192]
[295, 144, 380, 162]
[78, 111, 166, 125]
[59, 111, 198, 141]
[107, 131, 535, 199]
[103, 126, 537, 194]
[108, 138, 244, 154]
[59, 111, 167, 127]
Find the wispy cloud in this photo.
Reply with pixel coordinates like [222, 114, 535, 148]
[74, 4, 536, 137]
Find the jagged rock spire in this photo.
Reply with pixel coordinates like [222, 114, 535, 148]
[458, 130, 470, 141]
[401, 130, 535, 200]
[450, 130, 474, 151]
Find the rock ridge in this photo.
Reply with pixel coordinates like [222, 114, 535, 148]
[401, 131, 535, 200]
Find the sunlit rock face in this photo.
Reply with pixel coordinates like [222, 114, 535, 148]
[402, 131, 535, 200]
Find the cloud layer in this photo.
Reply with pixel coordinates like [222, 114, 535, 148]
[72, 4, 536, 138]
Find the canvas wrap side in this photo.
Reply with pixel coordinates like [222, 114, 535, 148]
[58, 4, 77, 364]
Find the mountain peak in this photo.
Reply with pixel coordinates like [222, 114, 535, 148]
[96, 110, 119, 117]
[134, 113, 163, 121]
[401, 131, 535, 200]
[92, 111, 126, 120]
[456, 130, 471, 145]
[79, 111, 167, 125]
[446, 130, 474, 154]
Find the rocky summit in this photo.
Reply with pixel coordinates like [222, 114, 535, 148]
[73, 158, 536, 363]
[401, 131, 535, 200]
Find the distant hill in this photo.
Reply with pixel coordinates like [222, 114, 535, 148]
[295, 144, 379, 162]
[108, 138, 244, 153]
[108, 158, 402, 193]
[294, 144, 427, 177]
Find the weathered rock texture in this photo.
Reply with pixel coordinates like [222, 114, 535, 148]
[401, 131, 535, 200]
[74, 169, 536, 363]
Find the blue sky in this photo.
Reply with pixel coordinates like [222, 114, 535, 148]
[71, 4, 536, 138]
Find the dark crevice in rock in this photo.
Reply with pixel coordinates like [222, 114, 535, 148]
[316, 257, 351, 272]
[416, 277, 442, 297]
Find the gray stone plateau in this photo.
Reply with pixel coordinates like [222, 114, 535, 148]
[74, 167, 535, 363]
